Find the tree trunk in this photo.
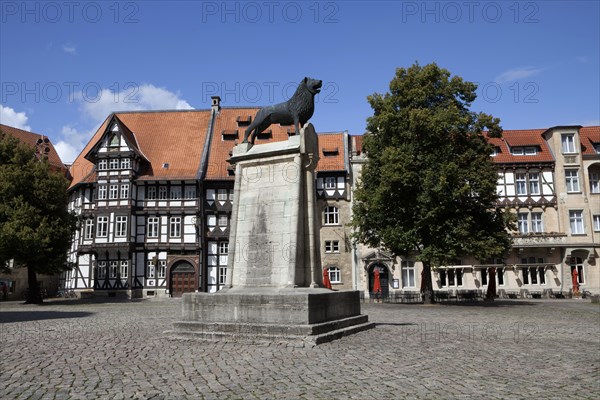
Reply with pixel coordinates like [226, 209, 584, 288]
[421, 262, 435, 304]
[25, 266, 43, 304]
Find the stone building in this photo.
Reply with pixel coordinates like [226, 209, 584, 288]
[0, 124, 68, 300]
[350, 126, 600, 299]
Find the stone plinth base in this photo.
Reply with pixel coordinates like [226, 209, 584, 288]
[166, 288, 374, 346]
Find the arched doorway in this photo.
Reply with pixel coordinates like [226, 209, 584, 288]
[170, 261, 196, 297]
[369, 263, 389, 299]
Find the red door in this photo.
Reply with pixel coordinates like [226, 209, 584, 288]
[170, 261, 196, 297]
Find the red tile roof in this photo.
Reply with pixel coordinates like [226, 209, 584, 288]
[488, 129, 554, 164]
[69, 110, 212, 188]
[204, 107, 293, 180]
[580, 126, 600, 156]
[351, 135, 364, 155]
[316, 132, 346, 172]
[0, 123, 67, 172]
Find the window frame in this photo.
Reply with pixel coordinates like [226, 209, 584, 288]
[170, 216, 181, 238]
[561, 134, 576, 154]
[565, 170, 580, 193]
[323, 206, 339, 225]
[569, 210, 585, 235]
[115, 215, 128, 238]
[327, 266, 341, 284]
[147, 217, 160, 238]
[401, 261, 415, 288]
[96, 216, 108, 238]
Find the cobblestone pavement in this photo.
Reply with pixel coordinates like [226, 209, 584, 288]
[1, 298, 599, 400]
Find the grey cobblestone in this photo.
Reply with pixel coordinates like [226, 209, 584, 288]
[1, 298, 599, 399]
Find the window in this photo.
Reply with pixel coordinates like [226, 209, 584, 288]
[120, 158, 130, 169]
[98, 160, 107, 170]
[570, 257, 585, 284]
[109, 184, 119, 199]
[439, 269, 463, 287]
[229, 189, 234, 201]
[158, 186, 168, 200]
[184, 186, 196, 199]
[97, 261, 106, 279]
[109, 261, 118, 278]
[401, 261, 415, 288]
[561, 134, 575, 153]
[593, 215, 600, 232]
[480, 269, 488, 286]
[219, 242, 229, 255]
[120, 184, 129, 199]
[511, 147, 524, 156]
[524, 147, 537, 155]
[147, 260, 155, 278]
[120, 261, 128, 279]
[325, 240, 340, 253]
[497, 268, 505, 286]
[565, 170, 580, 192]
[218, 215, 228, 227]
[207, 215, 217, 227]
[512, 147, 538, 155]
[523, 267, 545, 285]
[115, 216, 127, 237]
[324, 177, 336, 189]
[324, 206, 339, 225]
[569, 210, 584, 234]
[98, 185, 107, 200]
[328, 266, 341, 284]
[170, 217, 181, 237]
[590, 173, 600, 194]
[528, 173, 540, 195]
[490, 147, 500, 157]
[170, 186, 181, 200]
[96, 216, 108, 237]
[147, 186, 156, 200]
[218, 266, 227, 285]
[109, 134, 119, 147]
[217, 189, 227, 201]
[518, 213, 529, 234]
[516, 173, 527, 195]
[158, 260, 167, 278]
[109, 158, 119, 170]
[84, 219, 94, 240]
[147, 217, 160, 238]
[531, 213, 543, 233]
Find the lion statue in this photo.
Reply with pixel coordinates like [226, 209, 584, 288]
[242, 77, 322, 144]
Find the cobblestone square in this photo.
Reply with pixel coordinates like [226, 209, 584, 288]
[1, 298, 599, 399]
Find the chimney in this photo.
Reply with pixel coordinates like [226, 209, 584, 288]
[211, 96, 221, 112]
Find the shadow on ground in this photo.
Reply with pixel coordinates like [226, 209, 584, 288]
[0, 311, 94, 323]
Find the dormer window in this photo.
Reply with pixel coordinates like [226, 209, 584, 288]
[593, 143, 600, 154]
[256, 130, 272, 140]
[561, 134, 576, 153]
[490, 147, 501, 157]
[109, 134, 119, 148]
[511, 146, 538, 156]
[236, 116, 252, 126]
[323, 147, 339, 156]
[222, 130, 238, 141]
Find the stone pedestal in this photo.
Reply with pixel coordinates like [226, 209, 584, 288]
[168, 124, 373, 346]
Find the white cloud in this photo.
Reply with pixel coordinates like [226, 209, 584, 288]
[494, 67, 542, 83]
[0, 104, 32, 131]
[62, 44, 77, 55]
[80, 84, 193, 123]
[54, 125, 91, 164]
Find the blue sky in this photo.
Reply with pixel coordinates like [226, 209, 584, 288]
[1, 0, 598, 163]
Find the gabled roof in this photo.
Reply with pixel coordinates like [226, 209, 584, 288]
[69, 110, 212, 189]
[84, 114, 148, 163]
[488, 129, 554, 164]
[580, 126, 600, 156]
[316, 132, 347, 172]
[351, 135, 364, 155]
[0, 123, 67, 172]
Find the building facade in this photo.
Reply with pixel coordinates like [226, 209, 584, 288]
[350, 126, 600, 298]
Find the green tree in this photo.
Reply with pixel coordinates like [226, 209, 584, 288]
[0, 130, 76, 304]
[352, 63, 513, 304]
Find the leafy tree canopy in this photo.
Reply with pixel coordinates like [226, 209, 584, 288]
[0, 130, 76, 286]
[352, 63, 512, 273]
